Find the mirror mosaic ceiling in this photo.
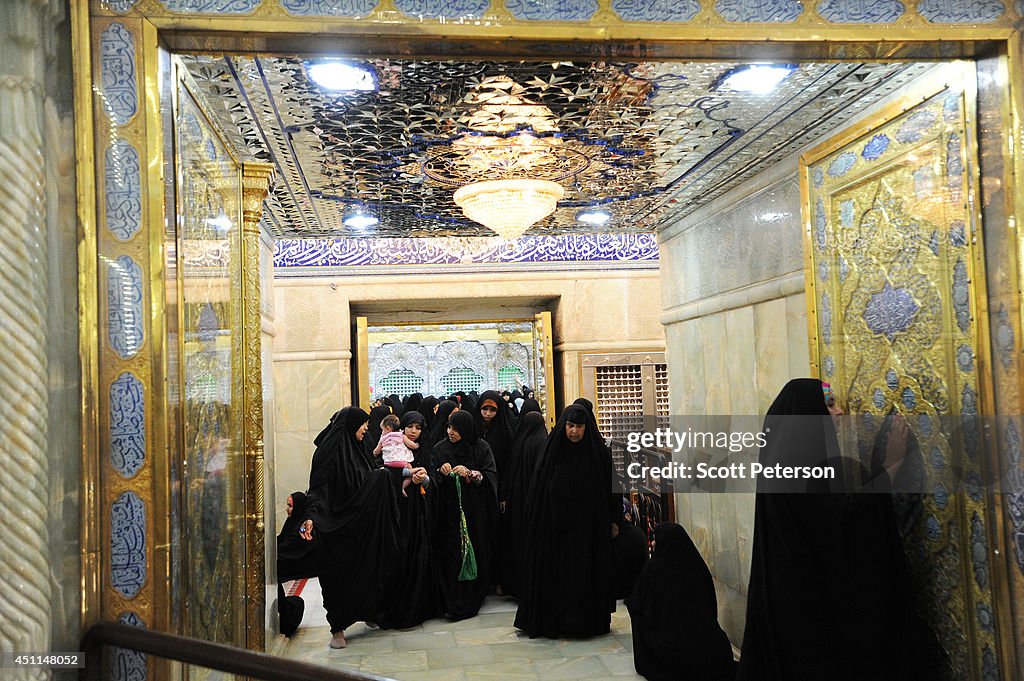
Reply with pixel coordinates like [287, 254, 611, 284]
[181, 56, 933, 238]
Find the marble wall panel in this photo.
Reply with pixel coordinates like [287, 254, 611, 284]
[273, 362, 310, 433]
[306, 360, 347, 431]
[701, 313, 732, 414]
[785, 293, 811, 378]
[274, 429, 316, 525]
[753, 297, 791, 412]
[661, 176, 803, 310]
[725, 307, 758, 416]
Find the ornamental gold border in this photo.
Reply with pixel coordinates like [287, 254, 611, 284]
[73, 1, 1024, 677]
[88, 0, 1022, 40]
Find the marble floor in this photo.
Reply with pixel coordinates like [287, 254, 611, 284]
[281, 578, 645, 681]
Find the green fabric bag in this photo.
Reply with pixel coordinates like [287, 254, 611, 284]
[451, 473, 478, 582]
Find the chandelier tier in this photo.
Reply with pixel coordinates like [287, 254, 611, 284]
[453, 179, 564, 241]
[424, 75, 586, 240]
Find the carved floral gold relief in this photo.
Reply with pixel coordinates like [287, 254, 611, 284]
[804, 82, 1000, 679]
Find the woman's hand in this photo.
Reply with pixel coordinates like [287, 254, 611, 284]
[410, 467, 428, 484]
[452, 465, 469, 478]
[300, 519, 314, 541]
[439, 462, 452, 476]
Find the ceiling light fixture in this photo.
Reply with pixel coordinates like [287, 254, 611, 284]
[430, 76, 584, 241]
[307, 61, 377, 91]
[713, 64, 797, 94]
[454, 179, 564, 241]
[575, 207, 612, 226]
[343, 211, 378, 230]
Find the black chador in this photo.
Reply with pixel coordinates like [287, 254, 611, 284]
[433, 410, 499, 620]
[736, 378, 924, 681]
[303, 407, 401, 636]
[626, 523, 736, 681]
[500, 411, 547, 598]
[514, 404, 621, 638]
[379, 410, 444, 629]
[277, 491, 317, 583]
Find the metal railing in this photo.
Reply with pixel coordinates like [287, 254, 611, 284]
[81, 622, 393, 681]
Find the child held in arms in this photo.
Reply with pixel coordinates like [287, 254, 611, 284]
[374, 413, 419, 496]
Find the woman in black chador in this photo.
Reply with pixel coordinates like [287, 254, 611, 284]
[299, 406, 401, 649]
[500, 410, 548, 598]
[515, 404, 622, 638]
[379, 410, 443, 629]
[736, 378, 921, 681]
[277, 491, 317, 583]
[626, 522, 736, 681]
[433, 409, 499, 620]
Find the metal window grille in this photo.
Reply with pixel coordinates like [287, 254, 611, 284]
[440, 367, 485, 395]
[497, 364, 525, 392]
[655, 364, 670, 431]
[595, 365, 644, 441]
[378, 368, 424, 399]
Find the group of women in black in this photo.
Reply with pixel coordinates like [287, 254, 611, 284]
[289, 387, 600, 649]
[280, 377, 928, 681]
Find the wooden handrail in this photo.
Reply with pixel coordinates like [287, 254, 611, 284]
[81, 622, 394, 681]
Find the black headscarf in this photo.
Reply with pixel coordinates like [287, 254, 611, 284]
[399, 410, 432, 468]
[736, 379, 919, 681]
[514, 404, 619, 638]
[572, 397, 594, 414]
[384, 395, 403, 417]
[403, 392, 423, 415]
[430, 400, 460, 446]
[625, 523, 735, 681]
[518, 397, 542, 418]
[365, 405, 393, 459]
[277, 491, 317, 582]
[420, 396, 440, 431]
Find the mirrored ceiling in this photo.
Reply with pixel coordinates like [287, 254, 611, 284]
[181, 56, 934, 239]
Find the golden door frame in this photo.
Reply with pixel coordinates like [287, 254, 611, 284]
[353, 315, 557, 427]
[72, 1, 1024, 678]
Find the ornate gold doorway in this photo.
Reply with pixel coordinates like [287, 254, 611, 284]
[73, 2, 1023, 680]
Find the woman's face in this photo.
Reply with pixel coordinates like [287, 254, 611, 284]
[527, 391, 535, 400]
[447, 424, 462, 443]
[480, 404, 497, 423]
[565, 421, 586, 443]
[286, 495, 293, 516]
[404, 422, 422, 442]
[355, 421, 369, 442]
[433, 403, 440, 414]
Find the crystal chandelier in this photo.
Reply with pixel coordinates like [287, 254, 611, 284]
[426, 76, 588, 240]
[453, 179, 564, 241]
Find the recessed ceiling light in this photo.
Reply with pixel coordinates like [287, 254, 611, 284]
[344, 212, 378, 230]
[576, 208, 612, 226]
[307, 61, 377, 91]
[713, 64, 797, 94]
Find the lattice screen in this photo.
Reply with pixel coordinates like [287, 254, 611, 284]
[440, 367, 485, 395]
[655, 364, 670, 430]
[379, 368, 425, 397]
[496, 364, 526, 392]
[595, 365, 644, 441]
